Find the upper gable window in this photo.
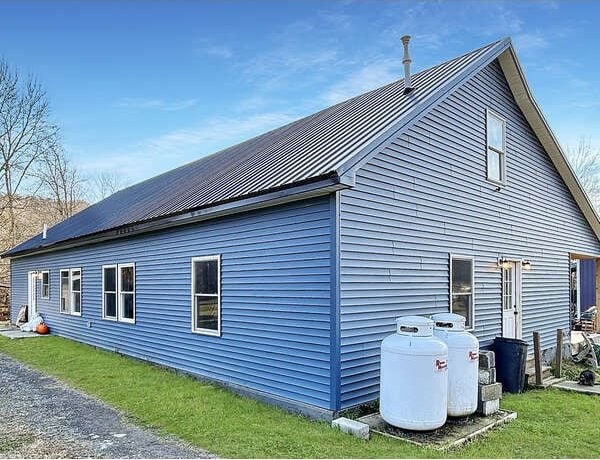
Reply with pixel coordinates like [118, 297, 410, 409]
[486, 110, 506, 184]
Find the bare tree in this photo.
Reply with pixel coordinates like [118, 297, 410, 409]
[566, 138, 600, 211]
[89, 170, 126, 202]
[36, 147, 87, 220]
[0, 60, 59, 246]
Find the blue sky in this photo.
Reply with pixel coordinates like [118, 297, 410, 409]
[1, 0, 599, 185]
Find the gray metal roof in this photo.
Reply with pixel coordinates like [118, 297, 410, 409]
[5, 38, 509, 257]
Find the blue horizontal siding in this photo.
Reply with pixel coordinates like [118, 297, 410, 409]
[579, 259, 596, 311]
[338, 59, 600, 408]
[11, 197, 333, 409]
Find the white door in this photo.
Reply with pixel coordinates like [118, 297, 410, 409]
[502, 262, 522, 339]
[27, 271, 38, 319]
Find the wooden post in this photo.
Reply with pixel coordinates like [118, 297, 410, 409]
[554, 329, 563, 378]
[533, 331, 543, 386]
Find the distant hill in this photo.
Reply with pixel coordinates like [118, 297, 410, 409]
[0, 195, 88, 286]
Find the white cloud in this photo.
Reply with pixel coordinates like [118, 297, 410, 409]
[513, 32, 548, 53]
[145, 112, 296, 155]
[201, 44, 233, 59]
[79, 111, 299, 184]
[193, 37, 234, 59]
[117, 98, 199, 111]
[320, 59, 400, 105]
[241, 47, 339, 90]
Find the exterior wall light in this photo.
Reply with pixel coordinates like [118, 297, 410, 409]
[497, 257, 511, 269]
[522, 259, 532, 270]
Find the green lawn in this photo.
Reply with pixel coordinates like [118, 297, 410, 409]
[1, 336, 598, 458]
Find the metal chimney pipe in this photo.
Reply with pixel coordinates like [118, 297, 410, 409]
[42, 223, 47, 240]
[401, 35, 413, 94]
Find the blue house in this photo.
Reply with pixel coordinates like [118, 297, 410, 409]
[5, 37, 600, 419]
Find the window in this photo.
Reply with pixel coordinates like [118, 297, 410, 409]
[102, 265, 117, 320]
[450, 255, 474, 329]
[118, 264, 135, 323]
[103, 263, 135, 323]
[71, 269, 81, 315]
[192, 255, 220, 336]
[59, 268, 81, 315]
[60, 270, 70, 313]
[486, 110, 506, 183]
[41, 271, 50, 299]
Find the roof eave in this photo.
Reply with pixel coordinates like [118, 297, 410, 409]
[3, 175, 348, 259]
[497, 46, 600, 241]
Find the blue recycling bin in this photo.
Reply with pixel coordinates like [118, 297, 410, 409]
[493, 337, 528, 393]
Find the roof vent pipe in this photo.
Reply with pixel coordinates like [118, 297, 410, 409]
[401, 35, 413, 94]
[42, 224, 47, 240]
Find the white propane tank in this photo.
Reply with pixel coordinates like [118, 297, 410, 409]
[431, 313, 479, 417]
[380, 316, 449, 431]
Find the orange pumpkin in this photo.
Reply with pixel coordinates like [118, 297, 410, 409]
[36, 323, 49, 335]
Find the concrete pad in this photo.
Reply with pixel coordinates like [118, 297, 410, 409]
[358, 410, 517, 450]
[0, 328, 48, 339]
[553, 380, 600, 395]
[530, 376, 565, 389]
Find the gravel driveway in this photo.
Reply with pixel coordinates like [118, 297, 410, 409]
[0, 352, 213, 458]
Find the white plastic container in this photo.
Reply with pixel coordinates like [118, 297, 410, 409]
[431, 313, 479, 417]
[380, 316, 448, 431]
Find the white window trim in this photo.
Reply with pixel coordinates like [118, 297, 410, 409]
[449, 254, 475, 330]
[486, 108, 507, 185]
[70, 268, 82, 317]
[102, 264, 118, 321]
[59, 269, 70, 314]
[117, 262, 136, 324]
[59, 268, 82, 316]
[191, 255, 221, 337]
[41, 270, 50, 299]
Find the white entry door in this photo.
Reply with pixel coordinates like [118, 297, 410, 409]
[27, 271, 38, 319]
[502, 262, 522, 339]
